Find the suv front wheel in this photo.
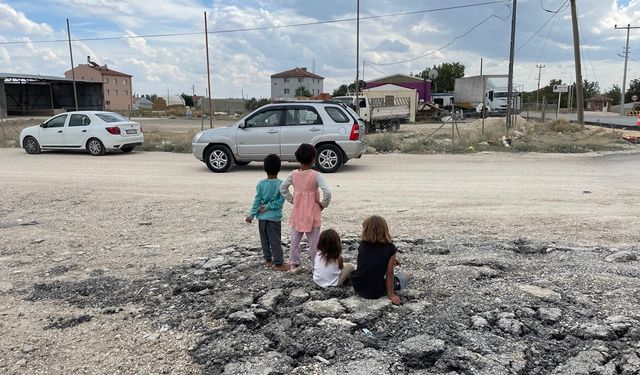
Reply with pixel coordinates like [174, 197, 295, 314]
[315, 144, 343, 173]
[205, 145, 233, 173]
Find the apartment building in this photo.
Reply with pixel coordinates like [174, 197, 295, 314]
[64, 56, 133, 112]
[270, 67, 324, 100]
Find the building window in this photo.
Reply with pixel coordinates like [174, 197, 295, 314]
[103, 77, 108, 83]
[123, 79, 127, 85]
[125, 90, 128, 96]
[106, 100, 111, 105]
[114, 90, 118, 96]
[284, 78, 289, 83]
[273, 82, 277, 85]
[298, 78, 303, 83]
[106, 89, 110, 95]
[284, 88, 290, 94]
[113, 78, 117, 84]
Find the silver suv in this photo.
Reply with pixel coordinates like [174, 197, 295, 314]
[192, 102, 366, 173]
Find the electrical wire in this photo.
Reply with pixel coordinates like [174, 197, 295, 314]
[539, 0, 569, 13]
[522, 11, 558, 87]
[0, 0, 507, 46]
[367, 1, 511, 66]
[365, 62, 389, 77]
[485, 0, 569, 69]
[576, 5, 599, 84]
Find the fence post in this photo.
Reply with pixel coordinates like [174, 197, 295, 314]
[541, 96, 546, 123]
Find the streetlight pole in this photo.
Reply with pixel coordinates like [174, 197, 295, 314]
[570, 0, 584, 125]
[615, 24, 639, 115]
[354, 0, 360, 116]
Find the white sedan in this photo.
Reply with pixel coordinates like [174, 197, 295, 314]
[20, 111, 144, 156]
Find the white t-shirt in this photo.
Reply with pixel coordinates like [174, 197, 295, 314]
[313, 252, 341, 288]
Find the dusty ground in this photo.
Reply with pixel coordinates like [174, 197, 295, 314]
[1, 149, 639, 374]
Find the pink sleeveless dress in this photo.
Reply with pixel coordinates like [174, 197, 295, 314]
[289, 169, 322, 232]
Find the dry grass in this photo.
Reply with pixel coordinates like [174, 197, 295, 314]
[0, 118, 41, 148]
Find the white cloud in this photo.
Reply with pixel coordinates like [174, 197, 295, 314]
[0, 3, 54, 35]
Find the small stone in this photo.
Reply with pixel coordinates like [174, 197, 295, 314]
[317, 317, 356, 329]
[21, 345, 36, 353]
[471, 315, 489, 329]
[605, 251, 637, 263]
[288, 289, 310, 304]
[197, 288, 211, 296]
[258, 289, 283, 310]
[497, 317, 523, 336]
[519, 285, 562, 301]
[302, 299, 345, 318]
[397, 335, 446, 369]
[144, 333, 160, 341]
[538, 307, 562, 323]
[202, 257, 226, 270]
[314, 355, 331, 365]
[605, 315, 636, 336]
[576, 323, 616, 340]
[193, 270, 205, 276]
[228, 310, 257, 323]
[31, 238, 45, 244]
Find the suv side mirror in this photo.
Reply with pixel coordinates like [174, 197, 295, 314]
[40, 123, 46, 128]
[239, 121, 246, 129]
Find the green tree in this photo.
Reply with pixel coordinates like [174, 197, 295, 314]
[332, 84, 348, 96]
[347, 80, 366, 93]
[145, 94, 158, 102]
[582, 79, 600, 99]
[625, 78, 640, 103]
[246, 97, 271, 111]
[417, 62, 465, 93]
[181, 93, 194, 107]
[295, 86, 312, 97]
[603, 84, 621, 105]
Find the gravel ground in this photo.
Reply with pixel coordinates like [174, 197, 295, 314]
[0, 149, 639, 374]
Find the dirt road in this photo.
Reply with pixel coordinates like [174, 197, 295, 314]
[1, 149, 639, 374]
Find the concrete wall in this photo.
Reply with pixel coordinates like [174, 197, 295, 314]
[0, 80, 6, 118]
[270, 76, 323, 99]
[200, 98, 246, 115]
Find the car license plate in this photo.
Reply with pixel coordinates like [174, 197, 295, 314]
[125, 129, 137, 134]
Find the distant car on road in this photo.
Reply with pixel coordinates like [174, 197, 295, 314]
[20, 111, 144, 156]
[192, 102, 366, 173]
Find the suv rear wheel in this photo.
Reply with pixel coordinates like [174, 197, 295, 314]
[205, 145, 233, 173]
[315, 144, 343, 173]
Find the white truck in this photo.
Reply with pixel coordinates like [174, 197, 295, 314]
[454, 75, 520, 114]
[332, 95, 410, 133]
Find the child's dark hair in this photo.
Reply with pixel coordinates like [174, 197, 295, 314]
[263, 154, 281, 175]
[295, 143, 316, 165]
[318, 229, 342, 266]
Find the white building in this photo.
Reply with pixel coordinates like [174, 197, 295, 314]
[270, 67, 324, 100]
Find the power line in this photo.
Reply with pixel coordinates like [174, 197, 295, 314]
[368, 2, 511, 66]
[576, 5, 598, 84]
[0, 1, 507, 46]
[486, 0, 569, 69]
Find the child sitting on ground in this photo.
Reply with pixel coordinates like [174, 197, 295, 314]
[245, 154, 290, 271]
[351, 215, 409, 305]
[313, 229, 355, 288]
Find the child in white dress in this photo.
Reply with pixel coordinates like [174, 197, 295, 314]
[313, 229, 355, 288]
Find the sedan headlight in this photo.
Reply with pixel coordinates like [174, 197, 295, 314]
[193, 132, 204, 143]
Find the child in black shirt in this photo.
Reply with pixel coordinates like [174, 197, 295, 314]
[351, 215, 409, 305]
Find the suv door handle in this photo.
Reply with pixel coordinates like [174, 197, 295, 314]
[57, 130, 63, 133]
[82, 130, 87, 133]
[310, 127, 321, 132]
[267, 129, 278, 134]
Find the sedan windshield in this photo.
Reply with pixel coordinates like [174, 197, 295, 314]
[95, 113, 129, 123]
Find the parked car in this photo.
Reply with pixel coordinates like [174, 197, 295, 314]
[20, 111, 144, 156]
[192, 102, 366, 173]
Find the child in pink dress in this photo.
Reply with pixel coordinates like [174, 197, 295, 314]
[280, 143, 332, 269]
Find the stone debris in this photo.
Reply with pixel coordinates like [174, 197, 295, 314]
[317, 318, 356, 329]
[397, 335, 446, 368]
[605, 250, 637, 263]
[302, 299, 345, 318]
[519, 284, 562, 301]
[537, 307, 562, 323]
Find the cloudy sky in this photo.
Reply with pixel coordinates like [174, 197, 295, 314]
[0, 0, 637, 98]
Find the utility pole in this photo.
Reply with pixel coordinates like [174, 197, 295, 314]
[570, 0, 584, 125]
[536, 64, 545, 111]
[615, 24, 639, 115]
[204, 11, 213, 129]
[506, 0, 517, 130]
[66, 19, 79, 111]
[354, 0, 360, 116]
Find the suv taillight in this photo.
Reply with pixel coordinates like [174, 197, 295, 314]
[106, 126, 121, 135]
[349, 122, 360, 140]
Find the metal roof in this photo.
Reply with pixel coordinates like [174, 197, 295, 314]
[0, 73, 99, 83]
